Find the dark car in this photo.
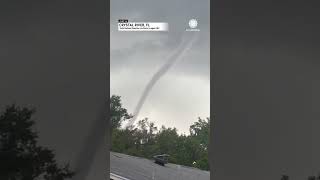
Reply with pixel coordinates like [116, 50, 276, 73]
[153, 154, 170, 166]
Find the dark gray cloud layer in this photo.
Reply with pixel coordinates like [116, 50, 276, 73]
[212, 0, 320, 179]
[110, 0, 210, 79]
[110, 0, 210, 134]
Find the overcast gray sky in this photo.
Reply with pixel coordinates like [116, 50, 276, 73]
[110, 0, 210, 134]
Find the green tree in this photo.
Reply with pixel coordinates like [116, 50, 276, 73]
[110, 95, 132, 131]
[188, 117, 210, 170]
[189, 117, 210, 149]
[154, 126, 179, 161]
[139, 118, 157, 157]
[135, 118, 157, 145]
[111, 128, 136, 154]
[0, 104, 74, 180]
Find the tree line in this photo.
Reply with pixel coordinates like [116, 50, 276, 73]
[2, 101, 319, 178]
[0, 104, 74, 180]
[110, 95, 210, 171]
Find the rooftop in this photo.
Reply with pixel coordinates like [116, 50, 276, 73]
[110, 151, 210, 180]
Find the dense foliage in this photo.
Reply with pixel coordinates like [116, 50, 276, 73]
[0, 104, 74, 180]
[110, 95, 210, 171]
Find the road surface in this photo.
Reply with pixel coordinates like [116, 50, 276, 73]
[110, 152, 210, 180]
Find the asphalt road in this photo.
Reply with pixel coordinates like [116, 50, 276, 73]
[110, 152, 210, 180]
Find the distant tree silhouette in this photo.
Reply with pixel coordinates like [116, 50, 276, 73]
[0, 104, 74, 180]
[281, 175, 289, 180]
[308, 176, 316, 180]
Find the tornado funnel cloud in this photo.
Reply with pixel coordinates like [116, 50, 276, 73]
[73, 101, 107, 180]
[127, 33, 199, 127]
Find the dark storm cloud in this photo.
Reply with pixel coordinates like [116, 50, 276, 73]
[110, 0, 210, 134]
[111, 37, 168, 65]
[110, 0, 210, 79]
[110, 34, 210, 80]
[212, 0, 320, 179]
